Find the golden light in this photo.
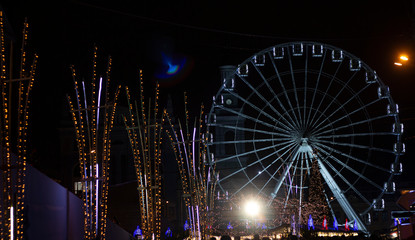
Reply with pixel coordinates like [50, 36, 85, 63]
[394, 62, 403, 66]
[244, 200, 261, 217]
[400, 55, 409, 61]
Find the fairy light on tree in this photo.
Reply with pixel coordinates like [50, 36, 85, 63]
[67, 46, 121, 240]
[123, 71, 163, 240]
[0, 12, 37, 240]
[302, 159, 330, 227]
[164, 94, 217, 240]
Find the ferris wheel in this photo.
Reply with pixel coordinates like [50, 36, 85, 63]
[206, 41, 404, 233]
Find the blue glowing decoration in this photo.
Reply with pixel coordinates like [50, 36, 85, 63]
[308, 215, 314, 230]
[353, 222, 358, 231]
[165, 227, 172, 237]
[227, 222, 233, 230]
[184, 220, 190, 231]
[133, 225, 142, 237]
[262, 223, 267, 230]
[166, 63, 179, 75]
[333, 217, 338, 231]
[155, 52, 193, 87]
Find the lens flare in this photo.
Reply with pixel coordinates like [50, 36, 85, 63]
[155, 52, 193, 87]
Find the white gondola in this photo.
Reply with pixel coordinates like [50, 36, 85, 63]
[331, 50, 344, 62]
[392, 123, 404, 134]
[349, 59, 361, 71]
[377, 86, 390, 99]
[387, 104, 399, 115]
[292, 43, 304, 56]
[373, 198, 385, 211]
[312, 44, 323, 57]
[237, 64, 248, 77]
[384, 181, 396, 194]
[391, 162, 403, 175]
[253, 55, 265, 66]
[273, 46, 284, 59]
[365, 71, 377, 84]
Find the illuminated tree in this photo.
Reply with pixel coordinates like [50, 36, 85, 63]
[0, 12, 38, 240]
[302, 159, 330, 227]
[123, 72, 163, 240]
[165, 94, 217, 240]
[67, 46, 121, 240]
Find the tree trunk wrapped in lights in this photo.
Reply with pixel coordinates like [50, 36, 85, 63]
[165, 94, 217, 240]
[123, 72, 163, 240]
[0, 12, 37, 240]
[67, 46, 121, 240]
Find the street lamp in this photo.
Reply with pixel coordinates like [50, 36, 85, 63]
[394, 54, 409, 66]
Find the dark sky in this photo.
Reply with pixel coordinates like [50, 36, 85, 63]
[2, 0, 415, 182]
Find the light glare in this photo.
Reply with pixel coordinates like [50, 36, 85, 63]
[400, 55, 409, 61]
[244, 200, 260, 217]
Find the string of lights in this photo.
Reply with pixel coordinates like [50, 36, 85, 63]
[123, 71, 163, 240]
[67, 46, 121, 240]
[164, 94, 217, 240]
[0, 11, 37, 240]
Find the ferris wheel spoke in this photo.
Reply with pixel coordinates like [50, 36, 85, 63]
[225, 89, 295, 131]
[282, 157, 302, 208]
[267, 149, 301, 206]
[316, 151, 372, 206]
[314, 143, 384, 192]
[287, 48, 304, 127]
[315, 156, 368, 233]
[313, 114, 390, 138]
[214, 139, 296, 164]
[315, 138, 394, 154]
[306, 50, 327, 126]
[231, 143, 298, 197]
[309, 71, 358, 129]
[303, 49, 309, 127]
[298, 155, 306, 220]
[256, 145, 299, 196]
[238, 74, 301, 130]
[207, 137, 291, 146]
[311, 97, 383, 136]
[315, 132, 398, 139]
[218, 98, 293, 136]
[312, 141, 390, 173]
[211, 123, 291, 138]
[268, 53, 302, 128]
[310, 83, 372, 132]
[308, 61, 344, 128]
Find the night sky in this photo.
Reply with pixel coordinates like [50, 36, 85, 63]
[1, 0, 415, 183]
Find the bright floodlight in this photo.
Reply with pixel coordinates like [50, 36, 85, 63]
[394, 62, 403, 66]
[244, 200, 260, 217]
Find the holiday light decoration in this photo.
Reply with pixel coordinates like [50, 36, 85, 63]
[123, 71, 163, 240]
[164, 94, 217, 240]
[0, 12, 37, 240]
[67, 46, 121, 240]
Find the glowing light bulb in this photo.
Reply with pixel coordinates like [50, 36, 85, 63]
[244, 200, 260, 217]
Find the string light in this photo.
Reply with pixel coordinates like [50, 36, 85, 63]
[68, 49, 120, 240]
[164, 95, 217, 240]
[0, 11, 38, 240]
[123, 72, 163, 239]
